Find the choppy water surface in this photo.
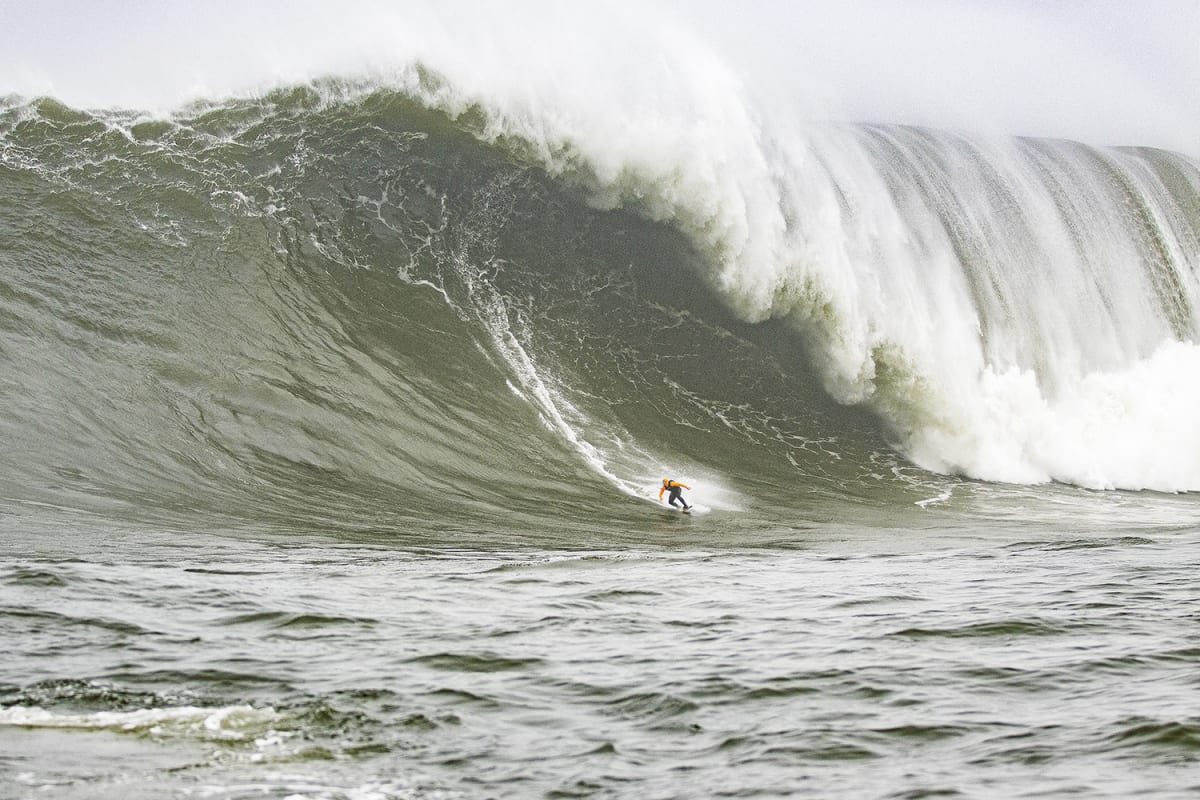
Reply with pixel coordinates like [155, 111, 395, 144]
[4, 518, 1200, 799]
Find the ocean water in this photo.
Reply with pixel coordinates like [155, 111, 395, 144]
[3, 7, 1200, 797]
[4, 520, 1200, 800]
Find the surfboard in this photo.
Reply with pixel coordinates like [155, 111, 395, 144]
[657, 501, 709, 515]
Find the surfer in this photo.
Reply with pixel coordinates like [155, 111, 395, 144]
[659, 478, 691, 511]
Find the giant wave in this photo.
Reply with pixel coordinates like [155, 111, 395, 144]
[1, 63, 1198, 538]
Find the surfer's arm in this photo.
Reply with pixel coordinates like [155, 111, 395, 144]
[678, 483, 690, 490]
[658, 487, 665, 499]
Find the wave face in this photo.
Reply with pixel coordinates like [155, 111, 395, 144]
[394, 62, 1200, 493]
[0, 79, 1198, 538]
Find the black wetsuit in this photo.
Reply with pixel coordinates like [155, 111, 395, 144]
[667, 485, 690, 509]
